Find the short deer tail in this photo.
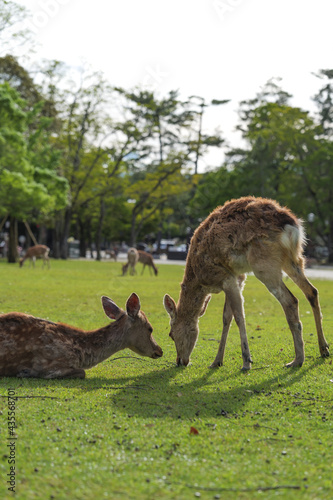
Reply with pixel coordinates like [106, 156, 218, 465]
[280, 221, 306, 261]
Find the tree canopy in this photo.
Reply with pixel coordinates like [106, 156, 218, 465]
[1, 2, 333, 262]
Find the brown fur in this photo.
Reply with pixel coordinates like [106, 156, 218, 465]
[138, 251, 158, 276]
[0, 293, 162, 378]
[19, 244, 50, 268]
[164, 196, 329, 369]
[105, 249, 117, 261]
[122, 248, 139, 276]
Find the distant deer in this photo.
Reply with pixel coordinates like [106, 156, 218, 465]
[0, 293, 163, 378]
[122, 247, 139, 276]
[138, 251, 158, 276]
[19, 245, 50, 269]
[164, 196, 329, 369]
[105, 249, 117, 261]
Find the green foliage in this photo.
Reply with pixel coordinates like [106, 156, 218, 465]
[0, 260, 332, 499]
[2, 6, 333, 260]
[0, 1, 33, 54]
[0, 82, 68, 219]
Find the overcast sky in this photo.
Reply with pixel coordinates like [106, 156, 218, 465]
[13, 0, 333, 169]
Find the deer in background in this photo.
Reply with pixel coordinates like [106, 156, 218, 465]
[138, 250, 158, 276]
[164, 196, 329, 369]
[0, 293, 163, 378]
[19, 244, 50, 269]
[122, 247, 139, 276]
[105, 249, 117, 261]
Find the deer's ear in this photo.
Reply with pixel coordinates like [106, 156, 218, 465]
[163, 294, 177, 320]
[199, 295, 211, 317]
[101, 296, 122, 320]
[126, 293, 141, 318]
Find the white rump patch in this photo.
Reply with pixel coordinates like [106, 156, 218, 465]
[280, 222, 306, 253]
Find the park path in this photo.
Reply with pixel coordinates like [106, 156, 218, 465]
[114, 252, 333, 280]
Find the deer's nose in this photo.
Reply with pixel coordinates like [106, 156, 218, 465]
[153, 347, 163, 358]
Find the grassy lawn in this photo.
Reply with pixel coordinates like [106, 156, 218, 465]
[0, 258, 332, 500]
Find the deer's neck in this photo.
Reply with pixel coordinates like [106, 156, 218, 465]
[78, 317, 129, 368]
[177, 265, 207, 320]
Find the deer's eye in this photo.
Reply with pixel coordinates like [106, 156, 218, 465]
[148, 326, 153, 333]
[169, 331, 174, 340]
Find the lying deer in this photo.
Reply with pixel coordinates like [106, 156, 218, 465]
[122, 247, 139, 276]
[0, 293, 163, 378]
[164, 196, 329, 369]
[20, 244, 50, 269]
[138, 250, 158, 276]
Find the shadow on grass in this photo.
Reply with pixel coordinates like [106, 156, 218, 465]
[110, 358, 327, 419]
[0, 357, 327, 420]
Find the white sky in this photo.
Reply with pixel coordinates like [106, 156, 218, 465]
[12, 0, 333, 169]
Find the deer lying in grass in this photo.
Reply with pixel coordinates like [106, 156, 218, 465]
[164, 196, 329, 369]
[138, 250, 158, 276]
[19, 244, 50, 269]
[0, 293, 163, 378]
[122, 247, 139, 276]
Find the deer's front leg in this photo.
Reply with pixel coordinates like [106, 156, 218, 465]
[223, 280, 252, 370]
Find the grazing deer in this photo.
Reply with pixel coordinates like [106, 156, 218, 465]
[122, 247, 139, 276]
[105, 249, 117, 261]
[0, 293, 163, 378]
[19, 245, 50, 269]
[138, 250, 158, 276]
[164, 196, 329, 369]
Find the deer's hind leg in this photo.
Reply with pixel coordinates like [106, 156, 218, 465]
[211, 274, 246, 368]
[43, 367, 86, 379]
[252, 264, 304, 367]
[284, 261, 329, 359]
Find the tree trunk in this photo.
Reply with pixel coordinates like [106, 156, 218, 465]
[87, 218, 94, 259]
[95, 198, 105, 261]
[78, 218, 87, 258]
[52, 215, 63, 259]
[130, 210, 137, 247]
[7, 215, 18, 263]
[60, 207, 72, 259]
[328, 218, 333, 263]
[38, 224, 47, 245]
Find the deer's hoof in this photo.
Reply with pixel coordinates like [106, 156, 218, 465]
[209, 361, 223, 368]
[320, 345, 330, 358]
[285, 360, 303, 368]
[176, 357, 190, 367]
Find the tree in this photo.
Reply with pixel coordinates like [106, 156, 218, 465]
[205, 78, 333, 261]
[313, 69, 333, 137]
[113, 88, 198, 245]
[0, 1, 33, 56]
[126, 153, 192, 246]
[0, 82, 68, 261]
[185, 95, 229, 174]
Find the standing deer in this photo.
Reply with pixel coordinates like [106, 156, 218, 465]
[138, 250, 158, 276]
[0, 293, 163, 378]
[164, 196, 329, 369]
[19, 245, 50, 269]
[105, 249, 117, 261]
[122, 247, 139, 276]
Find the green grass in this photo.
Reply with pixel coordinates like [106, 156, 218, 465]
[0, 258, 332, 500]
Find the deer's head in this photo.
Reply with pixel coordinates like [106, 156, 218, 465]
[163, 294, 210, 366]
[102, 293, 163, 359]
